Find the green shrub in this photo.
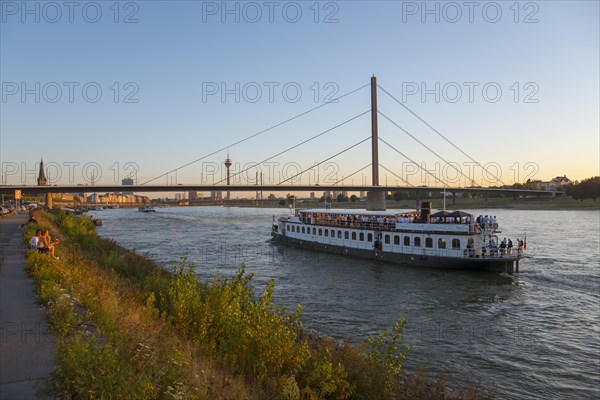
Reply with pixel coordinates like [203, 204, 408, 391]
[364, 317, 411, 397]
[157, 259, 308, 386]
[299, 347, 355, 400]
[54, 334, 158, 400]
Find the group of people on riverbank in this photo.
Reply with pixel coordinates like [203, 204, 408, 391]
[29, 229, 59, 259]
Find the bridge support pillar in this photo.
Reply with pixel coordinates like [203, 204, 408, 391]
[415, 190, 420, 211]
[366, 191, 386, 211]
[46, 193, 53, 209]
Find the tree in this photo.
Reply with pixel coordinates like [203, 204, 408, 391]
[350, 194, 357, 203]
[392, 191, 402, 202]
[337, 194, 348, 202]
[569, 176, 600, 201]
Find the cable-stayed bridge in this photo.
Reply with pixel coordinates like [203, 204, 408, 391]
[1, 77, 552, 209]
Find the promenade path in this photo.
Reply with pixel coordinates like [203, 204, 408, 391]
[0, 213, 55, 399]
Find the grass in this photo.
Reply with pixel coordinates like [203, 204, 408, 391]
[22, 210, 495, 399]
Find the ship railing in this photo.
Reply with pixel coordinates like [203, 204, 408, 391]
[477, 222, 499, 233]
[464, 247, 519, 259]
[295, 218, 477, 233]
[299, 218, 398, 231]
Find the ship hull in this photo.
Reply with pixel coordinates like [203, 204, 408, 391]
[272, 234, 519, 273]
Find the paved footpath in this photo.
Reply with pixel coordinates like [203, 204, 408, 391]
[0, 214, 55, 399]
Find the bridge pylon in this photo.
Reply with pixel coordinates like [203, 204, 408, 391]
[367, 75, 386, 211]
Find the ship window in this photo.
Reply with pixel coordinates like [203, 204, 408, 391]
[312, 227, 316, 235]
[404, 236, 410, 246]
[352, 232, 357, 240]
[367, 233, 373, 242]
[360, 232, 364, 241]
[337, 230, 342, 239]
[425, 237, 433, 248]
[302, 227, 305, 234]
[318, 228, 322, 236]
[452, 239, 460, 249]
[324, 229, 329, 237]
[344, 231, 349, 240]
[384, 234, 390, 244]
[394, 235, 400, 245]
[438, 238, 446, 249]
[414, 237, 421, 247]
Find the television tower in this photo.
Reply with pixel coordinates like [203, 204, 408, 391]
[224, 151, 232, 200]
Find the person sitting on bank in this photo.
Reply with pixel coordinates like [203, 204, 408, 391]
[41, 230, 58, 258]
[27, 211, 38, 224]
[29, 229, 42, 250]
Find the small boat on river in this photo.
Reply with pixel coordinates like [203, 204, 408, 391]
[272, 202, 525, 273]
[138, 205, 156, 213]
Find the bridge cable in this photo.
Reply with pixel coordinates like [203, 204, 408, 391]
[379, 111, 477, 186]
[377, 84, 506, 186]
[378, 136, 448, 188]
[331, 163, 372, 186]
[378, 164, 415, 187]
[278, 137, 371, 185]
[214, 110, 371, 185]
[140, 83, 370, 185]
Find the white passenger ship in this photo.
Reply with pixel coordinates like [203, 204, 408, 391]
[272, 203, 524, 273]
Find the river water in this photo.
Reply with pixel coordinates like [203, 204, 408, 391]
[92, 206, 599, 400]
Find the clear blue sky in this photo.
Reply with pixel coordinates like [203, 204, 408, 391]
[1, 0, 598, 190]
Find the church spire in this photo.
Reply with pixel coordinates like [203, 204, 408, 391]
[37, 158, 47, 186]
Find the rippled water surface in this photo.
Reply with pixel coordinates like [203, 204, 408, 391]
[92, 206, 600, 400]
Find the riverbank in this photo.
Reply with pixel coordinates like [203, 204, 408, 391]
[198, 197, 600, 210]
[21, 210, 494, 399]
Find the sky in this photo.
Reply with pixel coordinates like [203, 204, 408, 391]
[1, 0, 599, 192]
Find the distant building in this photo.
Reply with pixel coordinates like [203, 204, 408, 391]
[310, 192, 315, 199]
[87, 193, 148, 204]
[37, 158, 47, 186]
[540, 175, 571, 191]
[211, 191, 222, 200]
[189, 191, 198, 200]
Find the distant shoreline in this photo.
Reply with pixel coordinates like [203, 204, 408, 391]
[221, 200, 600, 211]
[51, 198, 600, 212]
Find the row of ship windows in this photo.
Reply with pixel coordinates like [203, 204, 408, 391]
[287, 224, 461, 249]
